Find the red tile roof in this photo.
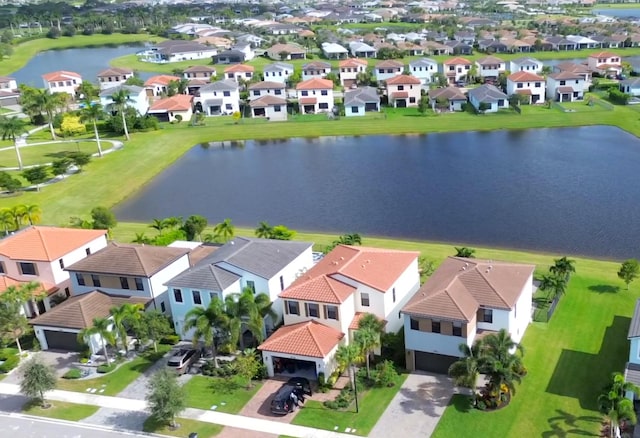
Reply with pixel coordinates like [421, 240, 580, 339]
[391, 91, 409, 99]
[508, 71, 544, 82]
[339, 58, 368, 68]
[296, 77, 333, 90]
[224, 64, 255, 73]
[144, 75, 181, 86]
[516, 89, 532, 95]
[258, 320, 344, 358]
[443, 57, 472, 65]
[0, 226, 107, 262]
[588, 51, 619, 59]
[42, 70, 81, 82]
[299, 97, 318, 105]
[386, 74, 421, 85]
[97, 67, 133, 77]
[0, 276, 57, 297]
[149, 94, 194, 112]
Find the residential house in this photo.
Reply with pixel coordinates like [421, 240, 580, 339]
[545, 36, 577, 51]
[349, 41, 377, 58]
[232, 43, 255, 61]
[375, 60, 403, 83]
[0, 76, 20, 106]
[624, 299, 640, 399]
[547, 71, 587, 102]
[409, 58, 438, 85]
[475, 56, 506, 82]
[258, 245, 420, 378]
[587, 51, 622, 77]
[248, 81, 286, 101]
[566, 35, 600, 49]
[321, 42, 349, 59]
[401, 257, 534, 373]
[429, 87, 467, 112]
[223, 64, 255, 83]
[165, 237, 313, 339]
[296, 78, 335, 114]
[67, 242, 191, 314]
[507, 71, 546, 104]
[443, 57, 472, 85]
[0, 226, 108, 317]
[250, 96, 288, 121]
[445, 40, 473, 56]
[144, 75, 181, 98]
[99, 85, 150, 116]
[97, 67, 134, 91]
[194, 80, 240, 116]
[151, 40, 218, 63]
[344, 86, 380, 116]
[42, 70, 82, 97]
[592, 34, 626, 49]
[620, 77, 640, 97]
[509, 57, 543, 74]
[339, 58, 368, 88]
[422, 41, 452, 56]
[213, 49, 247, 64]
[386, 75, 422, 108]
[266, 43, 307, 60]
[302, 61, 332, 81]
[263, 62, 294, 84]
[478, 39, 508, 54]
[502, 38, 532, 53]
[555, 62, 592, 84]
[183, 65, 217, 81]
[396, 41, 424, 56]
[148, 94, 194, 122]
[467, 84, 509, 112]
[454, 31, 476, 44]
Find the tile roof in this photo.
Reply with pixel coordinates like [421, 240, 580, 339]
[516, 89, 533, 95]
[386, 74, 421, 85]
[299, 97, 318, 104]
[97, 67, 133, 77]
[149, 94, 194, 112]
[443, 57, 472, 65]
[302, 61, 331, 70]
[628, 299, 640, 338]
[429, 87, 466, 101]
[296, 77, 333, 90]
[375, 60, 404, 69]
[0, 226, 107, 262]
[409, 58, 437, 67]
[476, 56, 505, 65]
[249, 95, 288, 107]
[339, 58, 368, 68]
[264, 62, 294, 72]
[42, 70, 81, 82]
[99, 85, 144, 97]
[508, 71, 544, 82]
[548, 71, 583, 80]
[348, 312, 386, 330]
[0, 276, 57, 297]
[468, 84, 508, 102]
[199, 80, 238, 92]
[223, 64, 255, 73]
[183, 65, 217, 73]
[67, 242, 190, 277]
[344, 86, 379, 106]
[248, 81, 286, 90]
[29, 290, 149, 330]
[589, 51, 619, 58]
[258, 320, 344, 358]
[144, 75, 181, 86]
[391, 91, 409, 99]
[402, 257, 535, 322]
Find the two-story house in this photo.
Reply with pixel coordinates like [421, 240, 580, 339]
[296, 78, 334, 114]
[248, 81, 286, 101]
[555, 62, 592, 85]
[166, 237, 313, 340]
[409, 58, 438, 85]
[507, 71, 546, 104]
[386, 74, 422, 107]
[375, 60, 403, 83]
[194, 80, 240, 116]
[247, 81, 288, 121]
[42, 70, 82, 97]
[0, 226, 108, 317]
[97, 67, 134, 91]
[258, 245, 420, 378]
[339, 59, 368, 88]
[223, 64, 255, 83]
[509, 57, 543, 74]
[547, 71, 587, 102]
[587, 51, 622, 77]
[99, 85, 150, 116]
[183, 65, 217, 81]
[401, 257, 534, 373]
[152, 40, 218, 62]
[442, 57, 472, 85]
[263, 62, 294, 84]
[475, 56, 506, 82]
[302, 61, 332, 81]
[144, 75, 181, 97]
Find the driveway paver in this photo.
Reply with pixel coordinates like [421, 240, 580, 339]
[3, 351, 77, 385]
[238, 378, 300, 424]
[369, 372, 456, 438]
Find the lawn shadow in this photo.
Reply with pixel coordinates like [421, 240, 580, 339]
[542, 409, 601, 437]
[83, 408, 147, 432]
[397, 373, 456, 418]
[588, 285, 620, 294]
[545, 315, 630, 410]
[44, 150, 82, 159]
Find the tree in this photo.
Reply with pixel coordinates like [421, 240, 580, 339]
[233, 348, 261, 388]
[354, 327, 379, 379]
[278, 50, 290, 60]
[0, 116, 26, 169]
[20, 89, 67, 140]
[549, 256, 576, 282]
[0, 208, 14, 234]
[22, 165, 50, 191]
[448, 340, 484, 390]
[255, 221, 273, 238]
[618, 259, 640, 290]
[109, 303, 143, 354]
[184, 298, 229, 367]
[0, 171, 22, 193]
[150, 218, 168, 235]
[80, 100, 104, 157]
[480, 329, 525, 405]
[182, 215, 207, 241]
[51, 158, 71, 179]
[269, 225, 295, 240]
[133, 310, 173, 353]
[77, 317, 116, 363]
[213, 218, 235, 242]
[418, 95, 430, 115]
[61, 115, 86, 137]
[77, 81, 98, 100]
[335, 343, 361, 390]
[19, 357, 56, 408]
[0, 282, 43, 352]
[67, 151, 91, 171]
[91, 206, 117, 230]
[146, 369, 185, 429]
[599, 373, 640, 438]
[225, 288, 276, 350]
[111, 88, 132, 140]
[539, 273, 567, 301]
[23, 204, 41, 225]
[7, 204, 26, 229]
[454, 247, 475, 258]
[124, 76, 145, 87]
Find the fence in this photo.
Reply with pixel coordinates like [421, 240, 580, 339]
[593, 98, 614, 111]
[533, 295, 560, 323]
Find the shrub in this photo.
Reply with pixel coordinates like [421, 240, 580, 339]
[381, 329, 405, 368]
[254, 363, 268, 380]
[0, 348, 19, 360]
[375, 360, 399, 387]
[323, 387, 354, 410]
[97, 363, 116, 374]
[63, 368, 82, 379]
[0, 355, 20, 373]
[159, 335, 179, 345]
[79, 358, 89, 364]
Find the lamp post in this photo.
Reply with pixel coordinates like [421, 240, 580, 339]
[352, 365, 359, 413]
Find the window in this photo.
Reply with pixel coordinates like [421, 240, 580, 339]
[321, 90, 328, 96]
[325, 305, 338, 320]
[91, 275, 101, 287]
[225, 104, 233, 110]
[85, 248, 91, 256]
[59, 259, 64, 269]
[392, 288, 396, 303]
[483, 308, 493, 323]
[361, 293, 370, 307]
[306, 302, 320, 318]
[0, 261, 5, 274]
[246, 280, 255, 294]
[160, 302, 166, 312]
[18, 262, 37, 276]
[274, 89, 282, 95]
[432, 320, 441, 333]
[279, 276, 284, 291]
[119, 277, 129, 289]
[76, 273, 85, 286]
[274, 105, 281, 112]
[174, 288, 183, 303]
[517, 83, 523, 89]
[134, 278, 144, 291]
[286, 300, 300, 315]
[319, 102, 329, 109]
[227, 73, 234, 79]
[223, 91, 230, 97]
[409, 97, 416, 103]
[397, 85, 404, 91]
[301, 90, 308, 96]
[245, 72, 251, 77]
[410, 318, 419, 330]
[65, 287, 70, 298]
[559, 80, 566, 86]
[453, 322, 462, 337]
[534, 82, 541, 87]
[193, 290, 202, 305]
[351, 106, 359, 113]
[252, 90, 260, 96]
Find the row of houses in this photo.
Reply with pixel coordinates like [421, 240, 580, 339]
[0, 226, 536, 377]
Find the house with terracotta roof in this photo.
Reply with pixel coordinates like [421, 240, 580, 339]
[475, 56, 506, 82]
[166, 237, 313, 340]
[66, 242, 191, 314]
[554, 62, 592, 84]
[547, 71, 587, 102]
[302, 61, 332, 82]
[42, 70, 82, 97]
[296, 78, 334, 114]
[144, 75, 181, 97]
[587, 51, 622, 77]
[148, 94, 194, 122]
[97, 67, 134, 91]
[401, 257, 534, 373]
[443, 57, 472, 85]
[385, 75, 422, 108]
[258, 245, 420, 378]
[0, 226, 108, 317]
[249, 96, 288, 121]
[507, 71, 546, 104]
[339, 58, 368, 88]
[248, 81, 286, 101]
[375, 60, 403, 83]
[194, 80, 240, 116]
[223, 64, 255, 83]
[0, 76, 20, 105]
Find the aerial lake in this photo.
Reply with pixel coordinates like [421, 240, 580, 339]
[114, 126, 640, 260]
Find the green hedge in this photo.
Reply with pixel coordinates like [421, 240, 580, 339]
[63, 368, 82, 379]
[97, 363, 116, 373]
[0, 355, 20, 373]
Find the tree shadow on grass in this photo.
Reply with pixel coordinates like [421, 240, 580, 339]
[44, 151, 81, 159]
[587, 285, 620, 294]
[542, 409, 601, 437]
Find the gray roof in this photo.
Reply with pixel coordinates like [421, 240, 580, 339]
[159, 41, 211, 55]
[511, 57, 541, 65]
[468, 84, 507, 103]
[344, 86, 379, 106]
[166, 237, 312, 290]
[199, 80, 238, 92]
[409, 58, 437, 67]
[628, 299, 640, 338]
[264, 62, 294, 72]
[99, 84, 144, 97]
[620, 77, 640, 87]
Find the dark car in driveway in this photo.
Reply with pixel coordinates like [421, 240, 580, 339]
[270, 383, 298, 415]
[287, 377, 312, 396]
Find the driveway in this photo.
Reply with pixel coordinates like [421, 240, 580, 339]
[369, 372, 456, 438]
[238, 378, 300, 424]
[3, 351, 78, 385]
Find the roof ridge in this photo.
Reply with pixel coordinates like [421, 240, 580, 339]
[470, 265, 510, 308]
[446, 282, 477, 320]
[34, 227, 52, 261]
[324, 275, 347, 302]
[305, 321, 323, 356]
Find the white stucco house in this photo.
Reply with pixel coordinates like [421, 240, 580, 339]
[344, 86, 380, 116]
[144, 75, 181, 97]
[374, 60, 403, 83]
[151, 41, 218, 63]
[148, 94, 194, 122]
[442, 57, 472, 84]
[385, 74, 422, 108]
[620, 77, 640, 97]
[401, 257, 534, 373]
[99, 85, 150, 116]
[409, 58, 438, 85]
[547, 71, 587, 102]
[475, 56, 506, 81]
[97, 67, 134, 91]
[263, 62, 294, 84]
[296, 77, 335, 114]
[42, 70, 82, 97]
[587, 51, 622, 77]
[507, 71, 546, 104]
[467, 84, 509, 113]
[321, 42, 348, 59]
[194, 80, 240, 116]
[302, 61, 332, 82]
[509, 57, 543, 74]
[223, 64, 255, 83]
[339, 58, 368, 88]
[249, 96, 288, 121]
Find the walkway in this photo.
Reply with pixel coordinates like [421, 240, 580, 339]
[0, 383, 353, 438]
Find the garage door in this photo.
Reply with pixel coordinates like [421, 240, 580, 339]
[415, 351, 458, 374]
[44, 330, 82, 351]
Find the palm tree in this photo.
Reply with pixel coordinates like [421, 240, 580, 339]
[448, 341, 484, 391]
[599, 372, 640, 438]
[483, 351, 523, 403]
[23, 204, 41, 225]
[213, 218, 234, 242]
[109, 303, 143, 354]
[80, 100, 104, 157]
[132, 233, 149, 244]
[0, 208, 13, 235]
[27, 89, 67, 140]
[225, 287, 276, 350]
[8, 205, 26, 230]
[111, 88, 132, 140]
[0, 116, 26, 169]
[77, 317, 116, 363]
[539, 273, 567, 301]
[335, 343, 361, 390]
[454, 247, 476, 258]
[354, 328, 378, 379]
[77, 81, 98, 100]
[183, 298, 229, 367]
[163, 216, 183, 230]
[550, 256, 576, 282]
[255, 221, 272, 238]
[356, 313, 385, 378]
[482, 328, 524, 365]
[149, 218, 168, 235]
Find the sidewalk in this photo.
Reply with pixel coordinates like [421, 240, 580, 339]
[0, 383, 353, 438]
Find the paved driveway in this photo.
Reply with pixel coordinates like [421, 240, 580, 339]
[3, 351, 78, 385]
[369, 372, 456, 438]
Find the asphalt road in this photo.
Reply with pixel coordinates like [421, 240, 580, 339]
[0, 413, 153, 438]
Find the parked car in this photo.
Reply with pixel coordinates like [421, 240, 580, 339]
[167, 348, 200, 375]
[270, 383, 299, 415]
[287, 377, 312, 396]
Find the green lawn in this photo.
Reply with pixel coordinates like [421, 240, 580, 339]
[292, 374, 408, 436]
[183, 375, 263, 414]
[143, 416, 222, 438]
[0, 140, 103, 168]
[56, 346, 169, 396]
[22, 400, 99, 421]
[433, 272, 631, 437]
[110, 53, 213, 75]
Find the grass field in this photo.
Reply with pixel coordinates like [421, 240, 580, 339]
[143, 416, 222, 437]
[22, 400, 99, 421]
[0, 140, 102, 168]
[183, 376, 263, 414]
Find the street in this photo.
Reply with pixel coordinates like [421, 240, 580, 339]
[0, 413, 150, 438]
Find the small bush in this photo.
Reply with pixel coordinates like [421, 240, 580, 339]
[254, 363, 268, 380]
[97, 363, 116, 374]
[323, 386, 354, 410]
[159, 335, 179, 345]
[79, 358, 89, 364]
[0, 355, 20, 373]
[375, 360, 399, 387]
[63, 368, 82, 379]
